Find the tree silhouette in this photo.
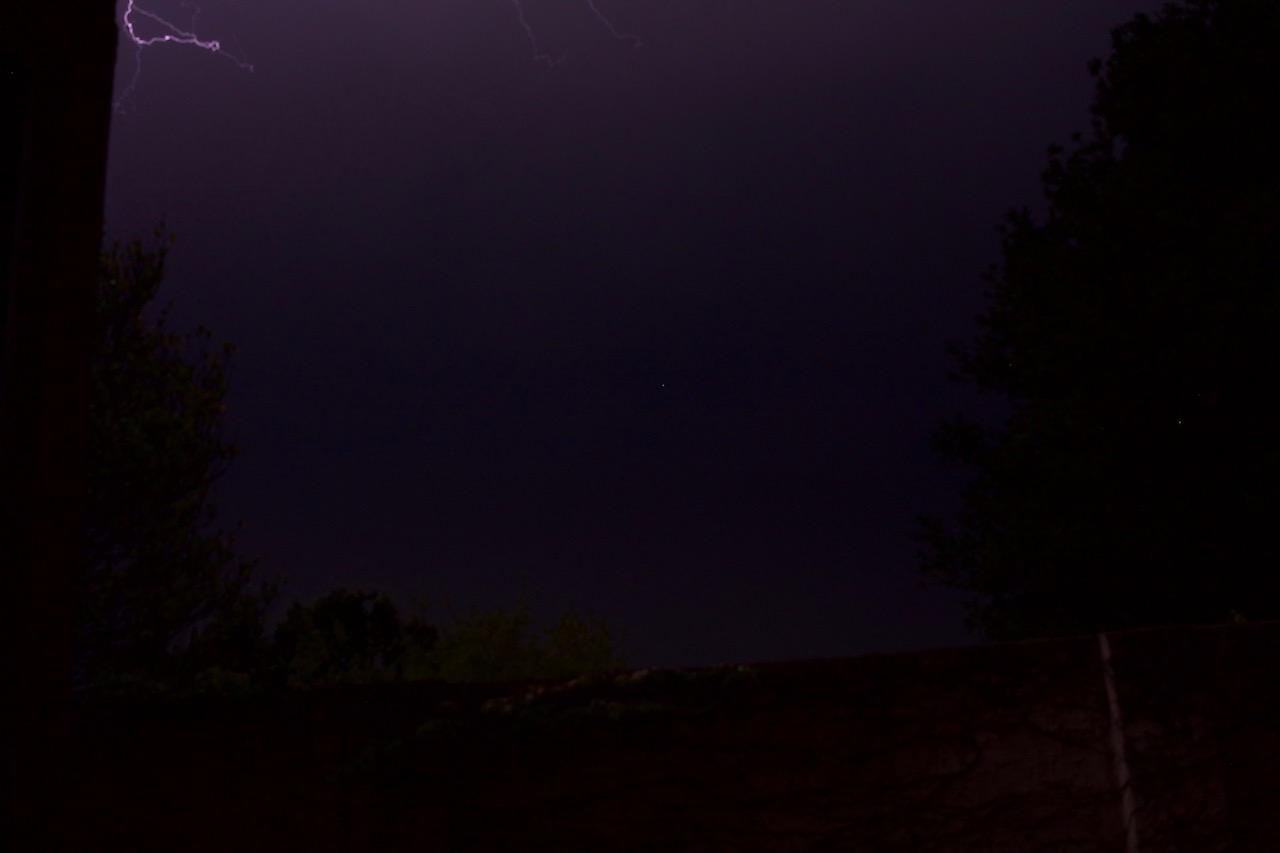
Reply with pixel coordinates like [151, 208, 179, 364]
[78, 229, 275, 693]
[270, 589, 626, 687]
[430, 593, 625, 683]
[918, 0, 1280, 641]
[270, 588, 436, 687]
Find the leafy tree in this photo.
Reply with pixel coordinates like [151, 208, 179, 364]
[77, 228, 275, 694]
[430, 594, 625, 683]
[270, 588, 436, 687]
[917, 0, 1280, 641]
[271, 589, 625, 686]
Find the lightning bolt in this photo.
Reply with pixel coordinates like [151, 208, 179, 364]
[115, 0, 253, 112]
[511, 0, 567, 67]
[512, 0, 642, 66]
[586, 0, 642, 49]
[114, 0, 641, 110]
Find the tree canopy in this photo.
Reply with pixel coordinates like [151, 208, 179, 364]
[270, 588, 626, 688]
[270, 588, 434, 687]
[79, 229, 274, 693]
[430, 593, 625, 683]
[918, 0, 1280, 641]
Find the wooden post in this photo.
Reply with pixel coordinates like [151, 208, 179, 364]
[1, 8, 118, 849]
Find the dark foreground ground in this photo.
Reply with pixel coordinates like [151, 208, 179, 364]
[66, 619, 1280, 851]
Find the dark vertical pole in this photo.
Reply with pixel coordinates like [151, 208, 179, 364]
[1, 8, 118, 850]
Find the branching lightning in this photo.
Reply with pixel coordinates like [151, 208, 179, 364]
[115, 0, 253, 111]
[586, 0, 642, 49]
[114, 0, 641, 110]
[512, 0, 642, 66]
[511, 0, 567, 66]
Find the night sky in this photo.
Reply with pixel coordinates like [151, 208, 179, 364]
[102, 0, 1161, 668]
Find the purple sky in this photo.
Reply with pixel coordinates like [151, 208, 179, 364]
[103, 0, 1160, 668]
